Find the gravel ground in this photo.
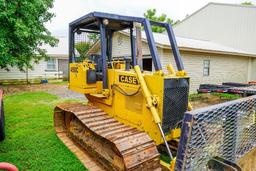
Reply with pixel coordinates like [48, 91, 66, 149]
[47, 85, 85, 100]
[0, 83, 86, 100]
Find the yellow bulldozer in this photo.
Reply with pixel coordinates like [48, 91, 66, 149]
[54, 12, 256, 171]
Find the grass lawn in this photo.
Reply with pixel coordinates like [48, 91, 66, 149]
[0, 91, 87, 171]
[50, 81, 68, 85]
[189, 92, 240, 101]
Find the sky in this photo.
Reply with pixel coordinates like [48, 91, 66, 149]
[46, 0, 256, 36]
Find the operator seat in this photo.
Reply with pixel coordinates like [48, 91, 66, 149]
[89, 54, 103, 81]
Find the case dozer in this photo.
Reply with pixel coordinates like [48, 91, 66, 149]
[54, 12, 256, 171]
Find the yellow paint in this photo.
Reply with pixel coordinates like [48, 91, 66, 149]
[168, 128, 181, 140]
[160, 160, 170, 170]
[170, 157, 176, 171]
[167, 64, 175, 75]
[153, 70, 164, 76]
[176, 70, 187, 76]
[69, 61, 189, 145]
[160, 157, 176, 171]
[134, 65, 161, 124]
[188, 102, 193, 111]
[69, 62, 99, 94]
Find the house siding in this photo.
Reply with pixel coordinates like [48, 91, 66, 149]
[0, 57, 64, 83]
[111, 32, 159, 57]
[0, 61, 46, 80]
[162, 50, 249, 91]
[0, 67, 27, 80]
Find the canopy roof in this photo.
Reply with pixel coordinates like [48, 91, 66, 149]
[69, 12, 145, 31]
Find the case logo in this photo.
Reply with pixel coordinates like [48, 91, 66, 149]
[119, 75, 138, 85]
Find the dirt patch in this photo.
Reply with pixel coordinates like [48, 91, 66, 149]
[189, 93, 238, 109]
[0, 84, 62, 95]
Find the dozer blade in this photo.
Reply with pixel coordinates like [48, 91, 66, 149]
[175, 95, 256, 171]
[54, 103, 161, 171]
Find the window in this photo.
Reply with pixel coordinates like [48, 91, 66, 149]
[203, 60, 210, 76]
[46, 58, 57, 71]
[142, 58, 152, 71]
[117, 35, 123, 45]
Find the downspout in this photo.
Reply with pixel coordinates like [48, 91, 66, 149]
[247, 57, 252, 82]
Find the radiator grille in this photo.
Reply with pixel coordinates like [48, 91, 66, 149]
[162, 78, 189, 134]
[175, 95, 256, 171]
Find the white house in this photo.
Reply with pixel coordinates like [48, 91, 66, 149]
[0, 37, 69, 83]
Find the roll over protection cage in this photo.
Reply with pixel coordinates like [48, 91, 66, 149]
[69, 12, 184, 89]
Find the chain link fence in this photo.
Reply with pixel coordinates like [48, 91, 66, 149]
[176, 95, 256, 171]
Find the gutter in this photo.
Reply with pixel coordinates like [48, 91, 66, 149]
[165, 46, 256, 58]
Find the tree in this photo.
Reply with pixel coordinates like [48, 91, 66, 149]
[143, 9, 178, 33]
[74, 32, 99, 61]
[88, 33, 100, 44]
[0, 0, 58, 71]
[75, 42, 91, 61]
[241, 1, 254, 5]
